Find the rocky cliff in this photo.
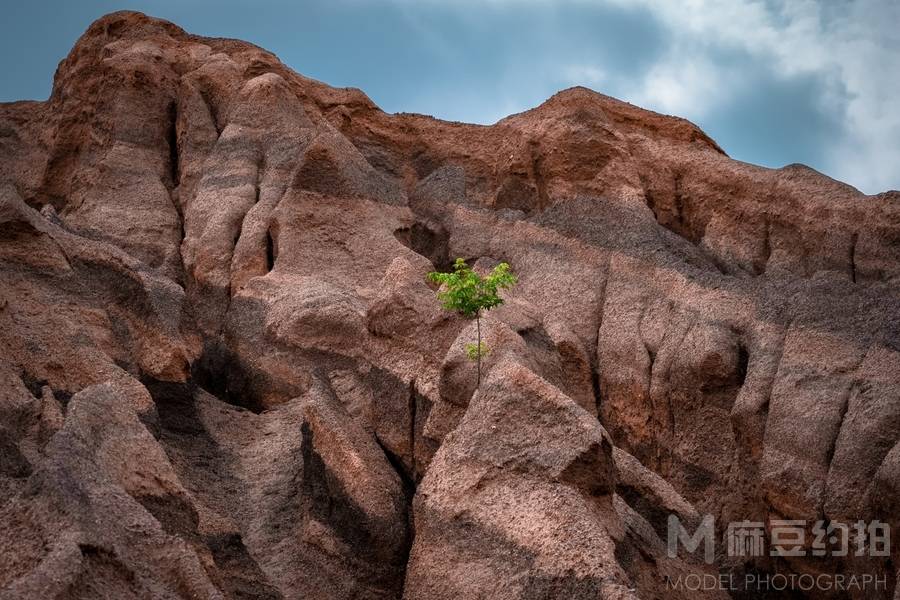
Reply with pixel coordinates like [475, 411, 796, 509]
[0, 11, 898, 600]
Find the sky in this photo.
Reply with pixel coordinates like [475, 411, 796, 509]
[1, 0, 898, 194]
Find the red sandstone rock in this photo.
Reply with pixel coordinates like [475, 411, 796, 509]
[0, 10, 898, 599]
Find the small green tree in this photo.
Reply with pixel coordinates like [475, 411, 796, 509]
[427, 258, 517, 387]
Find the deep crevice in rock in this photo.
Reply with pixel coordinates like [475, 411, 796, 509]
[407, 380, 420, 484]
[139, 376, 282, 599]
[17, 370, 73, 407]
[164, 99, 187, 286]
[736, 343, 750, 388]
[190, 340, 266, 414]
[823, 383, 855, 492]
[265, 227, 276, 272]
[590, 367, 603, 415]
[642, 172, 712, 250]
[166, 100, 180, 189]
[300, 421, 410, 595]
[198, 87, 223, 137]
[18, 371, 48, 399]
[494, 174, 540, 213]
[375, 436, 416, 500]
[394, 221, 451, 272]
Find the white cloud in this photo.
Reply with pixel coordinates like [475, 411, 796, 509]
[609, 0, 834, 117]
[388, 0, 900, 191]
[603, 0, 900, 192]
[626, 53, 731, 118]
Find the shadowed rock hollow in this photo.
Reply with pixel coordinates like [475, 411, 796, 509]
[0, 10, 898, 600]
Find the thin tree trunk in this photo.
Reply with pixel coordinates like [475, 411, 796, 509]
[476, 311, 482, 388]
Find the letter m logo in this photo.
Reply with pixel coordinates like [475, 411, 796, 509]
[668, 514, 715, 564]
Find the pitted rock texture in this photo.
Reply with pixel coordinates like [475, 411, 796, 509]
[0, 10, 898, 600]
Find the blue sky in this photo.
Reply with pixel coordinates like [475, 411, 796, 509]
[2, 0, 898, 193]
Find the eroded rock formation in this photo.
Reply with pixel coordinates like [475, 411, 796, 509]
[0, 11, 898, 599]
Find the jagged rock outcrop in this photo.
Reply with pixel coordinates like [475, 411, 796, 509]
[0, 10, 898, 599]
[405, 361, 725, 600]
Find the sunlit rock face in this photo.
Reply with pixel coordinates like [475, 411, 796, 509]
[0, 10, 898, 599]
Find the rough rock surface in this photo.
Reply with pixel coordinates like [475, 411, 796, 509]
[0, 11, 898, 599]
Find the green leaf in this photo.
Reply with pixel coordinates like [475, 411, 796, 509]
[426, 259, 518, 319]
